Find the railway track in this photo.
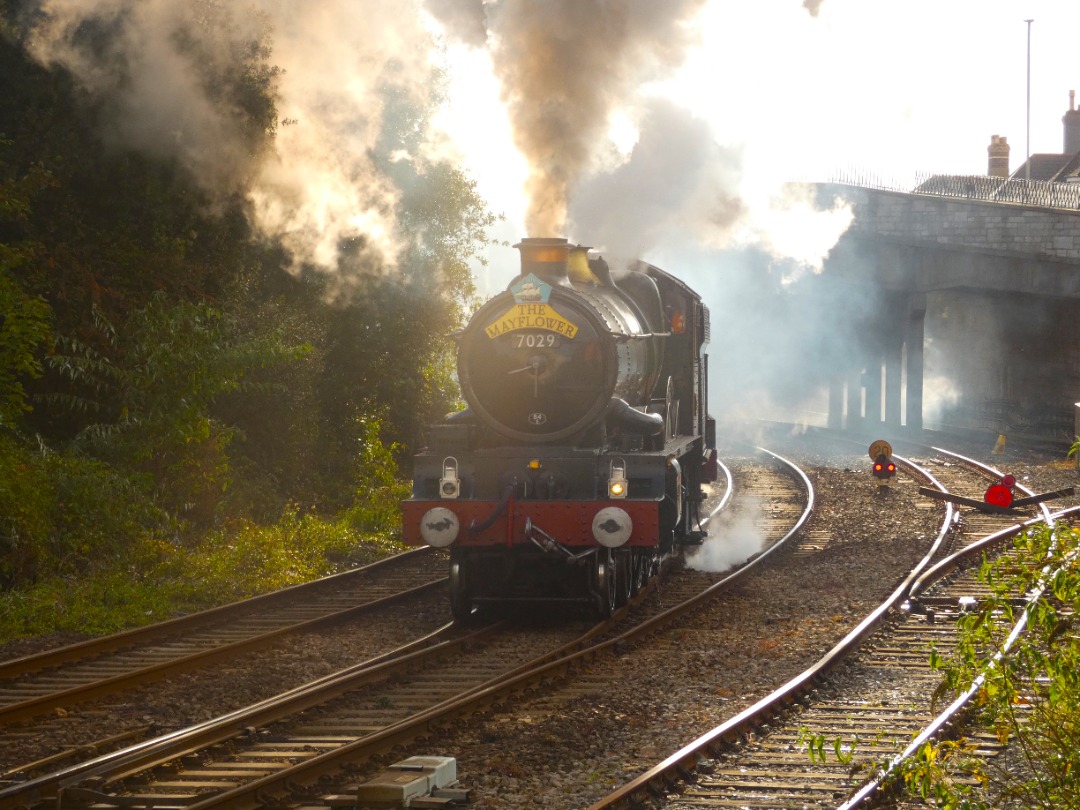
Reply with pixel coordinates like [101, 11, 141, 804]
[0, 450, 813, 810]
[0, 548, 447, 723]
[0, 548, 453, 774]
[588, 444, 1066, 809]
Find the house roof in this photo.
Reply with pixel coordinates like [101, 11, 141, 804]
[1010, 151, 1080, 182]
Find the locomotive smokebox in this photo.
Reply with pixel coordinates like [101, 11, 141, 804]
[458, 236, 664, 443]
[515, 237, 572, 287]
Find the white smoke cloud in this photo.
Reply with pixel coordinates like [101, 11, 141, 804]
[428, 0, 858, 285]
[27, 0, 436, 278]
[27, 0, 261, 189]
[730, 183, 854, 280]
[684, 496, 767, 573]
[568, 96, 744, 262]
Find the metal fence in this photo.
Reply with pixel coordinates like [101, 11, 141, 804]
[826, 168, 1080, 211]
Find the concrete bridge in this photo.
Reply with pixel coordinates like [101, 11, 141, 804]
[815, 181, 1080, 442]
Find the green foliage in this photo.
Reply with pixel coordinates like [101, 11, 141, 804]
[0, 411, 408, 636]
[184, 507, 401, 599]
[48, 294, 310, 528]
[800, 727, 859, 766]
[0, 510, 404, 641]
[0, 431, 53, 585]
[915, 524, 1080, 809]
[343, 410, 411, 532]
[0, 430, 164, 587]
[0, 566, 179, 638]
[0, 139, 54, 428]
[0, 1, 495, 645]
[0, 267, 51, 425]
[892, 739, 988, 810]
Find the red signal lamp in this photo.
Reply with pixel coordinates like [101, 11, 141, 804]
[872, 454, 897, 480]
[984, 478, 1015, 508]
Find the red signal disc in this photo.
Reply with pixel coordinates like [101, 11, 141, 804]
[984, 484, 1013, 508]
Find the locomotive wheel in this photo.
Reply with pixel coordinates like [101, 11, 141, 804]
[594, 550, 617, 618]
[449, 555, 474, 622]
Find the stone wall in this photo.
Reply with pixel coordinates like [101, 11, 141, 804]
[824, 184, 1080, 262]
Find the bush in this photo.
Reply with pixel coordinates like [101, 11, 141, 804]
[0, 507, 405, 642]
[0, 432, 53, 586]
[913, 523, 1080, 810]
[0, 432, 164, 587]
[186, 507, 401, 599]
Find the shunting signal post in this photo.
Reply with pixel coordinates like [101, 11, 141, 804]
[870, 439, 896, 486]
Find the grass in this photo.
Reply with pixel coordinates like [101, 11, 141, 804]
[0, 507, 406, 643]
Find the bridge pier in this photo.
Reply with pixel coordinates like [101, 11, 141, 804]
[828, 379, 843, 430]
[827, 293, 925, 434]
[905, 297, 925, 431]
[864, 363, 881, 428]
[884, 335, 902, 427]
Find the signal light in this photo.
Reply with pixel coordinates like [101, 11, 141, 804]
[440, 457, 460, 499]
[608, 459, 628, 499]
[872, 454, 896, 481]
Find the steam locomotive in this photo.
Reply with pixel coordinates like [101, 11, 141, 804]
[402, 237, 716, 619]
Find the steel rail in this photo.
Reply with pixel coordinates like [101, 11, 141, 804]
[0, 620, 477, 810]
[832, 438, 1075, 810]
[0, 547, 434, 679]
[838, 504, 1080, 809]
[174, 449, 809, 809]
[0, 575, 447, 727]
[587, 452, 952, 809]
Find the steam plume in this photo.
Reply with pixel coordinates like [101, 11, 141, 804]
[569, 96, 744, 260]
[429, 0, 708, 237]
[685, 497, 767, 573]
[26, 0, 435, 279]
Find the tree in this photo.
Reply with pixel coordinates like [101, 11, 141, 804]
[49, 294, 309, 529]
[0, 0, 498, 527]
[0, 139, 52, 428]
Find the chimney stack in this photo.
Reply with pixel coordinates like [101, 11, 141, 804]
[987, 135, 1010, 178]
[514, 237, 572, 288]
[1065, 90, 1080, 155]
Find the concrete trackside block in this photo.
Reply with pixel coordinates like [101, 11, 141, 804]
[354, 756, 458, 807]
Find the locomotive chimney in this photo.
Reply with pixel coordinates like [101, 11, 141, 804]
[514, 237, 572, 287]
[987, 135, 1010, 178]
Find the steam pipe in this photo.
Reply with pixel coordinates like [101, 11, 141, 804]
[606, 397, 664, 436]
